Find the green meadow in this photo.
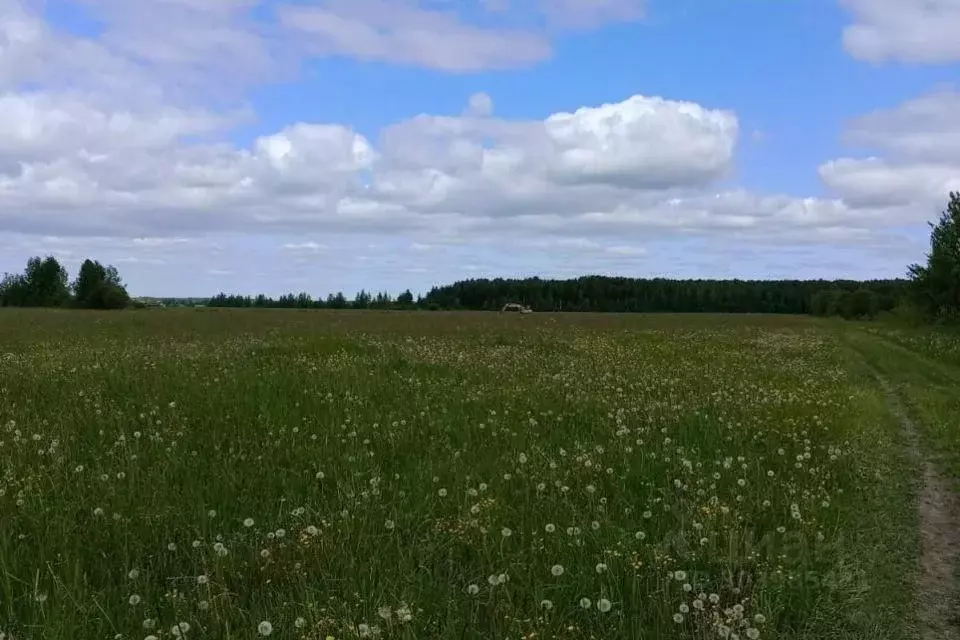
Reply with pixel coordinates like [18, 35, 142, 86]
[1, 309, 952, 640]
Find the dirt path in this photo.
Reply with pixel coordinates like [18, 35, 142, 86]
[875, 374, 960, 640]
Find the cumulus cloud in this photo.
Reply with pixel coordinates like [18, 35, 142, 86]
[370, 95, 738, 223]
[0, 92, 243, 162]
[841, 0, 960, 63]
[0, 78, 929, 261]
[819, 89, 960, 219]
[1, 0, 950, 293]
[0, 87, 751, 239]
[819, 158, 960, 211]
[464, 92, 494, 118]
[843, 89, 960, 162]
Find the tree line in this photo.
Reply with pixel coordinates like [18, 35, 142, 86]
[3, 192, 958, 321]
[205, 279, 907, 317]
[0, 257, 131, 309]
[415, 191, 959, 321]
[207, 289, 419, 310]
[417, 276, 905, 317]
[206, 282, 873, 315]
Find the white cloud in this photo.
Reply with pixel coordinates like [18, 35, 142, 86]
[841, 0, 960, 63]
[843, 89, 960, 162]
[372, 94, 738, 218]
[514, 236, 648, 257]
[282, 241, 329, 253]
[1, 0, 165, 99]
[465, 92, 494, 117]
[68, 0, 289, 96]
[273, 0, 650, 72]
[277, 0, 551, 72]
[0, 91, 242, 161]
[6, 0, 652, 87]
[818, 89, 960, 218]
[0, 81, 932, 270]
[542, 96, 737, 187]
[819, 158, 960, 211]
[1, 0, 950, 294]
[0, 90, 750, 239]
[0, 0, 936, 258]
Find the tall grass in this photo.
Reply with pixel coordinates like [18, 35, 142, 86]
[0, 310, 916, 639]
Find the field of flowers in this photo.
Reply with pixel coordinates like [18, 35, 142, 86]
[0, 310, 917, 640]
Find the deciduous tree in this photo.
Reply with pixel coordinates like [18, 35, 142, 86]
[908, 191, 960, 322]
[73, 259, 130, 309]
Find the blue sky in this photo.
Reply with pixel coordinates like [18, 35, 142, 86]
[2, 0, 959, 297]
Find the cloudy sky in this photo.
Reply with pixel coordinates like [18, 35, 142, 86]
[2, 0, 959, 297]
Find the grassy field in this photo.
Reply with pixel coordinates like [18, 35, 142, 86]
[846, 325, 960, 486]
[0, 310, 928, 640]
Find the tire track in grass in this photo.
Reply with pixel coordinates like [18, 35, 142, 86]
[873, 372, 960, 640]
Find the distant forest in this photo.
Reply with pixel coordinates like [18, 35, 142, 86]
[206, 276, 907, 319]
[5, 193, 958, 322]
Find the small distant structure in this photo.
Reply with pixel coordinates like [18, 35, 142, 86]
[500, 302, 533, 314]
[132, 297, 164, 308]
